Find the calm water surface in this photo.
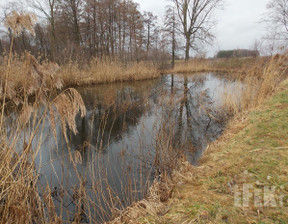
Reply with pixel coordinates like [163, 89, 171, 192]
[8, 73, 240, 222]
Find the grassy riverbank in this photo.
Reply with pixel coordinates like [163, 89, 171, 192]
[169, 57, 262, 74]
[0, 55, 160, 101]
[111, 79, 288, 223]
[59, 59, 160, 87]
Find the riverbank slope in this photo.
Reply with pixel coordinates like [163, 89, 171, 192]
[168, 57, 261, 74]
[111, 79, 288, 223]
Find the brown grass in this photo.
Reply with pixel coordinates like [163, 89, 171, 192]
[221, 54, 288, 115]
[58, 58, 160, 87]
[0, 56, 161, 99]
[170, 57, 260, 74]
[0, 11, 88, 223]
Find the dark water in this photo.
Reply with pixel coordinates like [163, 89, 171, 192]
[7, 73, 240, 222]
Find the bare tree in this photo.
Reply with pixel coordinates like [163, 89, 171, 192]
[170, 0, 222, 60]
[58, 0, 83, 47]
[27, 0, 57, 61]
[267, 0, 288, 33]
[262, 0, 288, 54]
[164, 6, 179, 69]
[143, 12, 157, 55]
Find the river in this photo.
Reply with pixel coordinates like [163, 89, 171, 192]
[6, 73, 240, 222]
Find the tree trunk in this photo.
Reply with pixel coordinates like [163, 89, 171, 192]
[185, 35, 190, 61]
[172, 31, 175, 69]
[49, 0, 56, 61]
[51, 21, 56, 61]
[0, 40, 3, 54]
[172, 51, 175, 69]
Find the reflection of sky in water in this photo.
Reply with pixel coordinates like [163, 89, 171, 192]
[5, 73, 241, 222]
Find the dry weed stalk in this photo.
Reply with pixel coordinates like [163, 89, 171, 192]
[221, 54, 288, 115]
[0, 11, 87, 223]
[49, 88, 86, 143]
[4, 11, 36, 36]
[0, 11, 37, 131]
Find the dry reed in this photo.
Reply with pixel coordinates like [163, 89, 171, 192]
[170, 57, 259, 74]
[58, 58, 160, 87]
[0, 11, 87, 223]
[221, 54, 288, 115]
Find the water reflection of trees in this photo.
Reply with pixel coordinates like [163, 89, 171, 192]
[140, 74, 226, 177]
[68, 79, 159, 163]
[165, 74, 224, 163]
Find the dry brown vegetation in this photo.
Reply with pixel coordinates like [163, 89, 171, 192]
[0, 55, 160, 99]
[221, 54, 288, 115]
[0, 54, 63, 102]
[170, 57, 260, 74]
[59, 59, 160, 87]
[0, 12, 87, 223]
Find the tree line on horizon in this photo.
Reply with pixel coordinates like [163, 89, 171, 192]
[216, 49, 260, 59]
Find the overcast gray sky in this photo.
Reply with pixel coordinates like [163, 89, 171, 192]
[135, 0, 270, 56]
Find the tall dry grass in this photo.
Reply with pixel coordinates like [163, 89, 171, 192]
[58, 58, 160, 87]
[0, 54, 62, 102]
[170, 57, 259, 74]
[0, 11, 87, 223]
[221, 54, 288, 115]
[0, 57, 160, 100]
[0, 56, 160, 100]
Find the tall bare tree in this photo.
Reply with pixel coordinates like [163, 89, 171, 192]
[170, 0, 222, 60]
[28, 0, 57, 61]
[58, 0, 82, 46]
[266, 0, 288, 39]
[143, 12, 157, 55]
[164, 6, 179, 69]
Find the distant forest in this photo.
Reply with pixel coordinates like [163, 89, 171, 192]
[0, 0, 171, 64]
[216, 49, 260, 58]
